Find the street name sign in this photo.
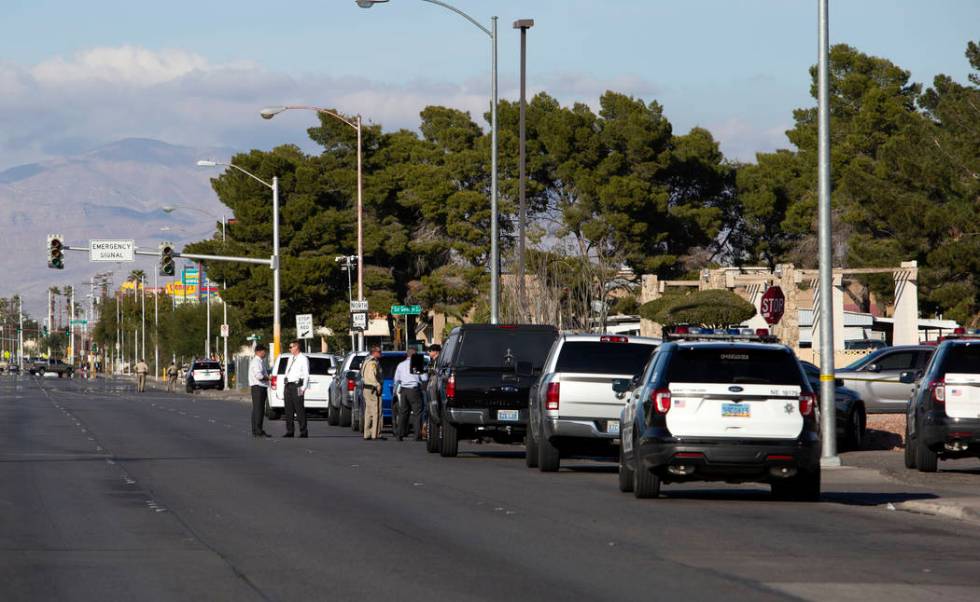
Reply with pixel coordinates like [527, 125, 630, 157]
[70, 319, 88, 326]
[760, 286, 786, 325]
[350, 300, 369, 313]
[89, 239, 135, 262]
[390, 304, 422, 316]
[296, 314, 314, 339]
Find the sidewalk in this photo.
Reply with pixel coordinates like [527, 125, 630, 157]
[138, 375, 251, 404]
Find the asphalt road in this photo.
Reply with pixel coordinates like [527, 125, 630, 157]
[3, 376, 980, 602]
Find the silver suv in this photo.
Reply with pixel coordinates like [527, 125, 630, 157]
[836, 346, 933, 413]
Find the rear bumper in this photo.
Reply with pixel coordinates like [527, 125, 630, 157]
[447, 407, 527, 429]
[920, 412, 980, 448]
[636, 430, 820, 482]
[543, 417, 619, 440]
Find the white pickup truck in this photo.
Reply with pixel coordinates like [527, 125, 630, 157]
[526, 334, 660, 471]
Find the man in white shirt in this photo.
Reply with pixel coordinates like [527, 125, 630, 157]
[249, 344, 271, 438]
[282, 340, 310, 438]
[394, 348, 426, 441]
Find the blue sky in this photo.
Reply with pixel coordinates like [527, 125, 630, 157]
[1, 0, 977, 168]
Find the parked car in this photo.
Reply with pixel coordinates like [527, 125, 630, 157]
[618, 332, 820, 500]
[352, 351, 408, 432]
[526, 333, 660, 471]
[266, 352, 338, 420]
[30, 358, 74, 378]
[835, 345, 934, 413]
[904, 339, 980, 472]
[328, 351, 367, 428]
[6, 364, 20, 375]
[845, 339, 888, 351]
[426, 324, 559, 457]
[800, 361, 866, 450]
[185, 360, 224, 392]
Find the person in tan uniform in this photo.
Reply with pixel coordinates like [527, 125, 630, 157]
[361, 346, 384, 441]
[135, 359, 149, 393]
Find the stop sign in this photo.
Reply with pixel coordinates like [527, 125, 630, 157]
[760, 286, 786, 325]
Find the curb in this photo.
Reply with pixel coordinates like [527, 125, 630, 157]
[895, 498, 980, 526]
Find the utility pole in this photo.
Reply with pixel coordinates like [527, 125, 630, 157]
[141, 275, 146, 367]
[69, 286, 75, 366]
[18, 297, 24, 370]
[514, 18, 534, 322]
[154, 271, 159, 381]
[222, 282, 228, 390]
[47, 288, 52, 357]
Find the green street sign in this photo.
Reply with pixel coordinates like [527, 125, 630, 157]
[246, 334, 262, 341]
[70, 319, 88, 326]
[390, 304, 422, 316]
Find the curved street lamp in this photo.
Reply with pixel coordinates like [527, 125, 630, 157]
[355, 0, 500, 324]
[261, 105, 365, 351]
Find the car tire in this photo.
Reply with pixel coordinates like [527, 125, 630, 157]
[632, 444, 661, 499]
[771, 469, 821, 502]
[186, 380, 194, 394]
[904, 421, 917, 469]
[618, 445, 634, 493]
[844, 407, 866, 451]
[916, 437, 939, 473]
[339, 404, 352, 427]
[538, 425, 560, 472]
[440, 420, 459, 458]
[327, 404, 340, 426]
[426, 414, 440, 454]
[525, 426, 539, 468]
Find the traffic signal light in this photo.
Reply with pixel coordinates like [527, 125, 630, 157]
[159, 241, 176, 276]
[47, 234, 64, 269]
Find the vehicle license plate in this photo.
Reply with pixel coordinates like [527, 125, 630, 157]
[721, 402, 751, 418]
[607, 420, 620, 435]
[497, 409, 519, 422]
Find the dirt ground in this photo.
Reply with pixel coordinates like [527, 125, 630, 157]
[864, 414, 906, 451]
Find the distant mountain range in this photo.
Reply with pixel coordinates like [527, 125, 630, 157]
[0, 138, 239, 316]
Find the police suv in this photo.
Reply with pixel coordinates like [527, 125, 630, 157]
[617, 327, 821, 501]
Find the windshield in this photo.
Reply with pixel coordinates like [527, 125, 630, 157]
[668, 348, 803, 386]
[555, 341, 657, 376]
[841, 348, 889, 371]
[456, 328, 557, 370]
[940, 345, 980, 374]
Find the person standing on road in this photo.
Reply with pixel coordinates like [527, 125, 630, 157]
[394, 348, 426, 441]
[361, 346, 384, 441]
[282, 340, 310, 438]
[420, 344, 441, 440]
[166, 362, 179, 392]
[249, 344, 271, 438]
[135, 358, 149, 393]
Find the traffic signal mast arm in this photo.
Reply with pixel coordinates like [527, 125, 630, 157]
[58, 244, 275, 267]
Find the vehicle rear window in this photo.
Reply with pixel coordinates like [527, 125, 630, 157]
[940, 345, 980, 374]
[275, 357, 288, 374]
[555, 342, 656, 375]
[308, 357, 334, 374]
[380, 356, 404, 379]
[456, 329, 556, 370]
[348, 356, 365, 371]
[195, 362, 221, 370]
[667, 348, 803, 386]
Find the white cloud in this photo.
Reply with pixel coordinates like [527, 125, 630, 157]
[31, 46, 216, 87]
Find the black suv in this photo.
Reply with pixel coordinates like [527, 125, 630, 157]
[618, 339, 820, 500]
[903, 339, 980, 472]
[426, 324, 559, 457]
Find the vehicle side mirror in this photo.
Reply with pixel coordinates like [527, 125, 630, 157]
[611, 378, 632, 394]
[515, 361, 533, 377]
[866, 363, 880, 373]
[899, 370, 917, 384]
[327, 367, 337, 376]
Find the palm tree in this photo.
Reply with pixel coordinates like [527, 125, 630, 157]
[128, 269, 146, 283]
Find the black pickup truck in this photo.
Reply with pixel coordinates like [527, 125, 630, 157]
[426, 324, 559, 457]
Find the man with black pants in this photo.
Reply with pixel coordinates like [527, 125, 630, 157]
[394, 348, 426, 441]
[248, 344, 271, 437]
[282, 340, 310, 438]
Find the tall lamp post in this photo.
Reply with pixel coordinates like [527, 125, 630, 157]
[261, 105, 366, 350]
[356, 0, 500, 324]
[196, 160, 282, 359]
[513, 18, 534, 321]
[161, 205, 226, 241]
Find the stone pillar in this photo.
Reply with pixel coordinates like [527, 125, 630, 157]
[639, 274, 662, 338]
[893, 260, 919, 345]
[779, 265, 801, 350]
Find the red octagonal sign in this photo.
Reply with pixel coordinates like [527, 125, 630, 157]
[760, 286, 786, 325]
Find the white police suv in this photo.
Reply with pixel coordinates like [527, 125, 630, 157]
[617, 328, 821, 501]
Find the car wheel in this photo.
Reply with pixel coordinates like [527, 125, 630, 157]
[186, 380, 194, 394]
[351, 406, 360, 432]
[538, 424, 560, 472]
[426, 414, 440, 454]
[772, 469, 821, 502]
[618, 445, 634, 493]
[440, 420, 459, 458]
[339, 404, 351, 427]
[525, 425, 539, 468]
[916, 436, 939, 473]
[327, 404, 340, 426]
[845, 407, 866, 451]
[904, 421, 917, 469]
[632, 442, 661, 499]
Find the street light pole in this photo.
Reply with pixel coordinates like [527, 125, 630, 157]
[514, 19, 534, 322]
[357, 0, 500, 323]
[817, 0, 839, 466]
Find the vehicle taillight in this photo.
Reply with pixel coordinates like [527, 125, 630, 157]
[600, 335, 628, 343]
[347, 378, 356, 392]
[546, 382, 560, 410]
[799, 392, 816, 416]
[930, 378, 945, 404]
[650, 388, 671, 414]
[446, 374, 456, 400]
[270, 375, 277, 389]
